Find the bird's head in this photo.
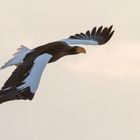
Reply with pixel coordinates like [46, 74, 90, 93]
[48, 42, 86, 63]
[67, 46, 86, 55]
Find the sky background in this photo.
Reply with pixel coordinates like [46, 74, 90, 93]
[0, 0, 140, 140]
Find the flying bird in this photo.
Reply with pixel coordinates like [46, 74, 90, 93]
[0, 25, 114, 104]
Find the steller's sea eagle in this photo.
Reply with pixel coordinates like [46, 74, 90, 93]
[0, 25, 114, 104]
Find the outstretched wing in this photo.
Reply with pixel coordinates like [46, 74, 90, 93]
[0, 53, 52, 104]
[62, 25, 114, 45]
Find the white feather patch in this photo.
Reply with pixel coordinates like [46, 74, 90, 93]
[17, 53, 52, 93]
[62, 39, 98, 46]
[1, 45, 31, 69]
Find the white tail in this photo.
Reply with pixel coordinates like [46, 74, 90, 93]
[1, 45, 31, 69]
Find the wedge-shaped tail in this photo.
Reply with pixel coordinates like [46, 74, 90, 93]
[1, 45, 31, 69]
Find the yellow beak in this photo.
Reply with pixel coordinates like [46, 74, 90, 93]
[76, 47, 86, 54]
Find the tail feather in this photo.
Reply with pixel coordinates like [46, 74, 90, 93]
[1, 45, 31, 69]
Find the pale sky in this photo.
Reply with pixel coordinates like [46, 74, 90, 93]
[0, 0, 140, 140]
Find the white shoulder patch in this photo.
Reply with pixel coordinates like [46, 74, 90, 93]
[1, 45, 31, 69]
[18, 53, 52, 93]
[62, 39, 98, 46]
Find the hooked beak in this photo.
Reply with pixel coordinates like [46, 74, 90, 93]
[76, 47, 86, 54]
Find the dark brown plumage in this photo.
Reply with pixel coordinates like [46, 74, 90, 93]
[0, 25, 114, 104]
[0, 42, 86, 103]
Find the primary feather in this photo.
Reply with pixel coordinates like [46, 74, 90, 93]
[62, 25, 114, 45]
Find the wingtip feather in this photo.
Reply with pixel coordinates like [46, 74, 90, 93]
[61, 25, 115, 45]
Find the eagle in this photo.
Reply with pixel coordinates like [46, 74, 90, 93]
[0, 25, 114, 104]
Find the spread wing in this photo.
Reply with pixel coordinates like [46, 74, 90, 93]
[0, 53, 52, 104]
[62, 25, 114, 45]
